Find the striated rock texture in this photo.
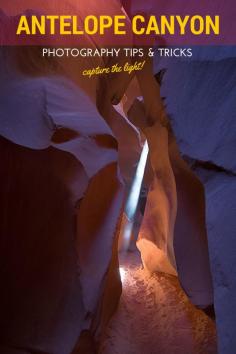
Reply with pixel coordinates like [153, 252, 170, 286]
[156, 54, 236, 354]
[0, 45, 125, 353]
[158, 57, 236, 174]
[197, 169, 236, 353]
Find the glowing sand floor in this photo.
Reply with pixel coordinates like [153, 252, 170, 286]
[100, 252, 217, 354]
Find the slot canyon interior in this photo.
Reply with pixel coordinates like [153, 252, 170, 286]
[0, 2, 236, 354]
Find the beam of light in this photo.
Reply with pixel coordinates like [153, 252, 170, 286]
[119, 267, 126, 283]
[122, 140, 149, 251]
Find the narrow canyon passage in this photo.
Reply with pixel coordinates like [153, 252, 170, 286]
[100, 252, 217, 354]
